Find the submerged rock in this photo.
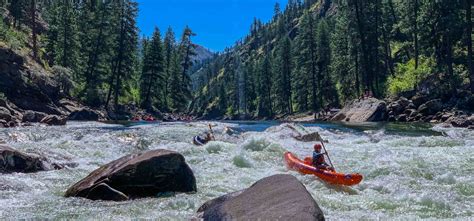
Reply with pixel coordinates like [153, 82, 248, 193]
[294, 132, 325, 142]
[65, 149, 196, 201]
[196, 174, 324, 221]
[332, 98, 387, 122]
[0, 145, 59, 173]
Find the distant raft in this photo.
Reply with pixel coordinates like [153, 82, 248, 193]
[284, 152, 363, 186]
[193, 135, 210, 146]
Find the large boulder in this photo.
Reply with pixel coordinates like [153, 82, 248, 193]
[447, 115, 473, 128]
[22, 110, 48, 122]
[40, 115, 67, 126]
[68, 108, 101, 121]
[196, 174, 324, 221]
[332, 98, 387, 122]
[58, 99, 82, 113]
[411, 93, 429, 108]
[418, 99, 443, 115]
[388, 97, 413, 116]
[64, 149, 196, 201]
[0, 145, 59, 173]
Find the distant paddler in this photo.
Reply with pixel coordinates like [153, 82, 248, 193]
[192, 124, 215, 146]
[223, 126, 240, 136]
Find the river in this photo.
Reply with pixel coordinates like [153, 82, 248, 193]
[0, 121, 473, 220]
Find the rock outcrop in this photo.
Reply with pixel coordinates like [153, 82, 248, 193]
[0, 145, 61, 173]
[417, 99, 442, 115]
[0, 46, 103, 126]
[387, 93, 474, 128]
[22, 110, 48, 123]
[196, 174, 324, 221]
[332, 98, 387, 122]
[68, 108, 101, 121]
[40, 115, 67, 126]
[65, 149, 196, 201]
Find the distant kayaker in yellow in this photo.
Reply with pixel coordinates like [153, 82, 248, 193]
[312, 144, 334, 171]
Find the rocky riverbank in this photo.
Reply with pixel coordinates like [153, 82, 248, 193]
[277, 92, 474, 129]
[329, 92, 474, 129]
[386, 93, 474, 129]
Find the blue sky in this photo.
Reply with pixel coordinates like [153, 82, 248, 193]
[136, 0, 288, 52]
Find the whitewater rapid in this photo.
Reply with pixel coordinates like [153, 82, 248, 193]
[0, 121, 472, 220]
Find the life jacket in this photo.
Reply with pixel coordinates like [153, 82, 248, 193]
[312, 152, 325, 165]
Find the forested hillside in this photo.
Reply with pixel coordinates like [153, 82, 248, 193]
[191, 0, 474, 119]
[1, 0, 473, 121]
[0, 0, 204, 118]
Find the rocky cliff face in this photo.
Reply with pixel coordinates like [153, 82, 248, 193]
[0, 47, 61, 114]
[192, 45, 213, 64]
[0, 46, 100, 126]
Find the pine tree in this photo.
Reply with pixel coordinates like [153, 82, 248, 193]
[245, 60, 257, 114]
[316, 19, 334, 107]
[30, 0, 38, 59]
[168, 51, 185, 112]
[419, 0, 464, 95]
[330, 1, 359, 101]
[465, 0, 473, 93]
[274, 36, 293, 114]
[257, 54, 273, 118]
[163, 27, 176, 106]
[295, 10, 318, 112]
[44, 1, 60, 65]
[54, 0, 81, 77]
[176, 26, 196, 110]
[76, 0, 114, 106]
[140, 27, 165, 111]
[105, 0, 139, 110]
[9, 0, 26, 28]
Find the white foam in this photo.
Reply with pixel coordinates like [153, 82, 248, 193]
[0, 121, 472, 219]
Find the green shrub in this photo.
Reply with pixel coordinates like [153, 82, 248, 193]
[387, 57, 434, 95]
[52, 65, 75, 96]
[0, 19, 28, 51]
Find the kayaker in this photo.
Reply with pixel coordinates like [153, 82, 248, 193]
[312, 144, 334, 171]
[223, 126, 235, 135]
[193, 132, 213, 146]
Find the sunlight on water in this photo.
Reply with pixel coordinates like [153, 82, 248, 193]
[0, 121, 473, 220]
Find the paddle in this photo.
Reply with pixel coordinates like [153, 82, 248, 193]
[320, 140, 335, 171]
[208, 124, 215, 141]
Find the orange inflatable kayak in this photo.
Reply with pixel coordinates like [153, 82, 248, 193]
[284, 152, 363, 186]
